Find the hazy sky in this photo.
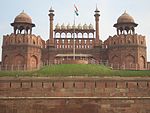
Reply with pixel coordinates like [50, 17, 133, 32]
[0, 0, 150, 61]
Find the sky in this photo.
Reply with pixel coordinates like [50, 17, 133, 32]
[0, 0, 150, 61]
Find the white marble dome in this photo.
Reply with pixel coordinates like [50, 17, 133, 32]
[72, 24, 77, 29]
[67, 23, 72, 29]
[78, 24, 82, 29]
[61, 23, 66, 29]
[83, 24, 88, 29]
[55, 23, 60, 29]
[89, 24, 94, 29]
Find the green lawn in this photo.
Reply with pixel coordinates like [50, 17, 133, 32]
[0, 64, 150, 77]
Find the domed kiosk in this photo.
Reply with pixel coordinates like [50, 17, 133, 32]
[11, 11, 35, 34]
[114, 11, 138, 35]
[1, 11, 43, 71]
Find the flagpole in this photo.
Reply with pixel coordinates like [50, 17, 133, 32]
[73, 7, 76, 60]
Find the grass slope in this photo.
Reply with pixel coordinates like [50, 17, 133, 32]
[35, 64, 113, 76]
[0, 64, 150, 77]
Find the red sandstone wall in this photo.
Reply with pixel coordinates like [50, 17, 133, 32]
[0, 98, 150, 113]
[0, 77, 150, 97]
[0, 77, 150, 113]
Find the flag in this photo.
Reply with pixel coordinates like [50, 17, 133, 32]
[74, 4, 79, 16]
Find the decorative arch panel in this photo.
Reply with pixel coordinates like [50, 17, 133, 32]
[14, 55, 25, 66]
[30, 55, 38, 69]
[139, 56, 145, 70]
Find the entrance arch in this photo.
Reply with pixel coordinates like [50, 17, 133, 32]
[111, 55, 119, 68]
[3, 55, 9, 65]
[139, 56, 145, 70]
[14, 55, 24, 66]
[30, 55, 38, 69]
[125, 55, 135, 69]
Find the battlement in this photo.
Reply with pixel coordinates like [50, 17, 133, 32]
[55, 23, 94, 31]
[104, 34, 146, 48]
[3, 33, 45, 48]
[0, 77, 150, 113]
[0, 77, 149, 97]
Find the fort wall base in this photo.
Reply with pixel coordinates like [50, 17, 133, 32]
[0, 77, 150, 113]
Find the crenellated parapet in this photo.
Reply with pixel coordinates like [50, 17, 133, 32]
[54, 23, 95, 38]
[55, 23, 94, 30]
[3, 33, 45, 48]
[104, 34, 146, 48]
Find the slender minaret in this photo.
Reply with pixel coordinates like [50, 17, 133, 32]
[94, 6, 100, 47]
[48, 7, 55, 47]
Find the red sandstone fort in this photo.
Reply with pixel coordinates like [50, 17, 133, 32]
[0, 7, 150, 113]
[1, 7, 150, 70]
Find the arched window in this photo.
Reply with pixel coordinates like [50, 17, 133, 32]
[78, 33, 82, 38]
[56, 39, 59, 43]
[84, 40, 87, 44]
[72, 33, 77, 38]
[56, 33, 60, 38]
[62, 39, 64, 44]
[61, 33, 65, 38]
[79, 40, 81, 44]
[4, 55, 9, 65]
[125, 55, 135, 69]
[139, 56, 145, 69]
[67, 39, 70, 45]
[67, 33, 71, 38]
[90, 40, 93, 44]
[79, 45, 81, 48]
[14, 54, 25, 66]
[33, 40, 35, 44]
[89, 33, 93, 38]
[30, 55, 38, 69]
[83, 33, 88, 38]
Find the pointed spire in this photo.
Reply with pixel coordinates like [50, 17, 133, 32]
[50, 7, 53, 10]
[124, 10, 127, 14]
[20, 10, 25, 14]
[95, 4, 100, 14]
[95, 4, 99, 12]
[96, 4, 99, 11]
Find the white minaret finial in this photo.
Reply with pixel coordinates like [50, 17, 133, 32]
[50, 6, 53, 10]
[96, 4, 98, 10]
[95, 4, 100, 13]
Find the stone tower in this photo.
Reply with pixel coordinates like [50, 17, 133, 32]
[48, 7, 55, 48]
[104, 12, 147, 70]
[94, 7, 100, 47]
[2, 11, 43, 70]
